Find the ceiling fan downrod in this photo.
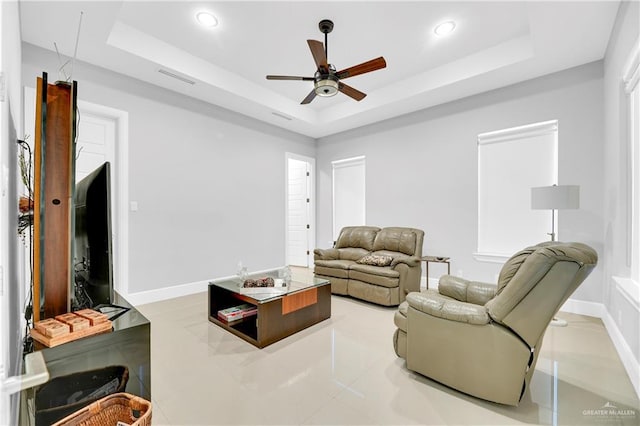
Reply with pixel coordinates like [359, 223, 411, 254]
[319, 19, 333, 62]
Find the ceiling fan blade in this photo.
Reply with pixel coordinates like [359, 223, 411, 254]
[336, 57, 387, 79]
[266, 75, 314, 81]
[307, 40, 328, 72]
[301, 89, 317, 105]
[338, 82, 366, 101]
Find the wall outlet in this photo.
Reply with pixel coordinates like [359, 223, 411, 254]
[457, 270, 463, 277]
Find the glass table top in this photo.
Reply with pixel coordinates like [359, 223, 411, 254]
[209, 268, 329, 303]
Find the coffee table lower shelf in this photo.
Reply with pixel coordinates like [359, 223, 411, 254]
[208, 282, 331, 348]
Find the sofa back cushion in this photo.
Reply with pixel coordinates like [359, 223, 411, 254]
[335, 226, 380, 251]
[339, 248, 371, 261]
[373, 227, 422, 256]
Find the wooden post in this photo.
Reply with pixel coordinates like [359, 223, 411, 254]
[33, 72, 77, 320]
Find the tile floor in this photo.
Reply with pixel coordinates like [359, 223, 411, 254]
[137, 269, 639, 425]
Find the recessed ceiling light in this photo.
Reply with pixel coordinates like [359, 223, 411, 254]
[196, 11, 218, 28]
[434, 21, 456, 37]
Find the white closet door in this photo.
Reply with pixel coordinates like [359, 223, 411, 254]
[76, 114, 115, 181]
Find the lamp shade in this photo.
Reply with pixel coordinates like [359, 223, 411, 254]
[531, 185, 580, 210]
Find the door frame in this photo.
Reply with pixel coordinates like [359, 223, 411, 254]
[76, 100, 130, 298]
[285, 152, 315, 268]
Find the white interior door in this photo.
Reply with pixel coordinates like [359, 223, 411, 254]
[332, 156, 366, 241]
[286, 154, 314, 267]
[76, 114, 115, 181]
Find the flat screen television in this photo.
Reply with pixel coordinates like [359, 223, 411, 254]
[73, 161, 113, 309]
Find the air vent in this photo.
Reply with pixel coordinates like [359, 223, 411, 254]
[271, 111, 292, 121]
[157, 69, 195, 85]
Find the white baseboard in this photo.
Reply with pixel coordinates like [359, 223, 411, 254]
[125, 267, 287, 306]
[560, 298, 639, 399]
[124, 279, 210, 306]
[420, 276, 439, 291]
[601, 308, 640, 399]
[559, 298, 606, 318]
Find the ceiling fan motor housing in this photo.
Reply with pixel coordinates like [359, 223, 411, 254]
[314, 73, 339, 96]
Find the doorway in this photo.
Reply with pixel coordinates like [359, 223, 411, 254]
[286, 153, 315, 267]
[332, 156, 366, 241]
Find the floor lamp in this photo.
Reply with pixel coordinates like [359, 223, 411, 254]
[531, 184, 580, 326]
[531, 184, 580, 241]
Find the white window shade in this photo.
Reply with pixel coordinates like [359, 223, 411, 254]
[477, 120, 558, 258]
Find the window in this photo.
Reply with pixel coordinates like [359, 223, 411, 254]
[623, 38, 639, 283]
[476, 120, 558, 261]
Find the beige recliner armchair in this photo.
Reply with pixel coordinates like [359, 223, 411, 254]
[393, 242, 597, 406]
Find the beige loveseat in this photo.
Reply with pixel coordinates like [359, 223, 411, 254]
[314, 226, 424, 306]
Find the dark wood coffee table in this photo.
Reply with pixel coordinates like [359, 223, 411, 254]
[208, 273, 331, 348]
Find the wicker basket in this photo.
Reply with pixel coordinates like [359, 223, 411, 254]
[52, 392, 151, 426]
[36, 365, 129, 425]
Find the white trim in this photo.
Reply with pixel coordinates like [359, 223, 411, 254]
[285, 152, 316, 268]
[331, 155, 366, 167]
[559, 298, 605, 318]
[559, 297, 639, 399]
[126, 267, 287, 306]
[602, 307, 640, 399]
[613, 276, 640, 309]
[622, 36, 640, 94]
[125, 278, 209, 306]
[624, 38, 640, 269]
[472, 252, 509, 264]
[477, 119, 558, 145]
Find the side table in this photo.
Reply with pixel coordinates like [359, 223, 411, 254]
[421, 256, 451, 289]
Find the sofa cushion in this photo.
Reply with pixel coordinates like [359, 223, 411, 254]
[338, 247, 371, 261]
[357, 254, 394, 267]
[373, 228, 418, 256]
[349, 265, 400, 288]
[335, 226, 380, 251]
[314, 260, 355, 279]
[350, 263, 400, 278]
[314, 259, 354, 270]
[348, 280, 400, 306]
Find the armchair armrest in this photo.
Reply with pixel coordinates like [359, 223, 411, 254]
[406, 292, 490, 325]
[438, 275, 497, 305]
[391, 256, 420, 268]
[314, 248, 339, 261]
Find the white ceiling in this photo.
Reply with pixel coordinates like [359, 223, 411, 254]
[19, 1, 620, 138]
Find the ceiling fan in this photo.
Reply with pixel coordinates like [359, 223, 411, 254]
[266, 19, 387, 105]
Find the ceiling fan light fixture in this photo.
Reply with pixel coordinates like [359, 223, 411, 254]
[434, 20, 456, 36]
[314, 77, 339, 97]
[196, 11, 218, 28]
